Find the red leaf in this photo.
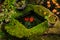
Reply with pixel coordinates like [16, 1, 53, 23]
[29, 17, 34, 22]
[24, 17, 29, 22]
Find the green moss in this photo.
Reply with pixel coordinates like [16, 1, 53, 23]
[5, 18, 48, 38]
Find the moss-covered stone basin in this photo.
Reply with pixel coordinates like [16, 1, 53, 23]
[4, 4, 49, 38]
